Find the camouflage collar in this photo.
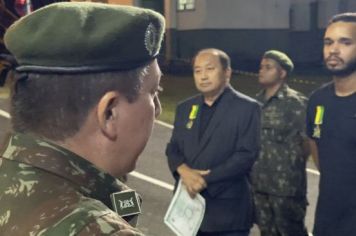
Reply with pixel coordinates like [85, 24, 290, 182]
[257, 83, 290, 102]
[275, 83, 290, 99]
[0, 132, 129, 209]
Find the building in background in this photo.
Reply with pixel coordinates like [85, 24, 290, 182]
[163, 0, 356, 71]
[2, 0, 356, 71]
[116, 0, 356, 71]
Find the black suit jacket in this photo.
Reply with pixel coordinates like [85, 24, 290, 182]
[166, 85, 261, 232]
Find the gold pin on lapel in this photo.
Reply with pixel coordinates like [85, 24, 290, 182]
[186, 120, 193, 129]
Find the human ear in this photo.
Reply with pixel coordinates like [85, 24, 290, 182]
[280, 69, 287, 80]
[225, 67, 232, 82]
[97, 91, 120, 140]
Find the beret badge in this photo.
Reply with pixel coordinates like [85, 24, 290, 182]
[144, 23, 159, 56]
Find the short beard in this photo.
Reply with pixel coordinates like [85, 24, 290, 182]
[325, 57, 356, 77]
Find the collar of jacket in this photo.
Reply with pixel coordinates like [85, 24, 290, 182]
[199, 84, 232, 106]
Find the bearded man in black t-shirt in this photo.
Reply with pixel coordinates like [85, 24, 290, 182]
[306, 12, 356, 236]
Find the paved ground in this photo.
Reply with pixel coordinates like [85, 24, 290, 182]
[0, 97, 319, 236]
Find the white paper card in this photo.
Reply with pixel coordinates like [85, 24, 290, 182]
[164, 180, 206, 236]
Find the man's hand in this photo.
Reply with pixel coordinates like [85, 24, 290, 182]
[177, 164, 210, 198]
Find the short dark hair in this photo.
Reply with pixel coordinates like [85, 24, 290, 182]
[11, 66, 148, 141]
[328, 12, 356, 25]
[192, 48, 231, 71]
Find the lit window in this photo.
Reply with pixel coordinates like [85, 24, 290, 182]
[177, 0, 195, 11]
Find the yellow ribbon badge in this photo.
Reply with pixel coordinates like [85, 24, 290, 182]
[186, 105, 199, 129]
[313, 105, 325, 138]
[314, 105, 325, 125]
[189, 105, 199, 120]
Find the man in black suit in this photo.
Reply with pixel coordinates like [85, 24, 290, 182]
[166, 48, 261, 236]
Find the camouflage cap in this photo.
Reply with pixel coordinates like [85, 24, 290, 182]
[263, 50, 294, 74]
[4, 2, 165, 73]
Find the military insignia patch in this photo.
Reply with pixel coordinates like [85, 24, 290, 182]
[144, 23, 158, 56]
[111, 190, 141, 217]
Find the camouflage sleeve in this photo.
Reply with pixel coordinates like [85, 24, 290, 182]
[294, 95, 308, 137]
[77, 211, 145, 236]
[286, 95, 308, 139]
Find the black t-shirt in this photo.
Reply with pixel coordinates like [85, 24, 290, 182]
[306, 82, 356, 235]
[199, 89, 226, 140]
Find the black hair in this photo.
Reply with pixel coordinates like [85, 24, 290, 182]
[328, 12, 356, 25]
[11, 66, 148, 141]
[192, 48, 231, 71]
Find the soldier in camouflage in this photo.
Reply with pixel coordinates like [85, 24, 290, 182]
[0, 2, 165, 235]
[251, 50, 309, 236]
[0, 133, 144, 235]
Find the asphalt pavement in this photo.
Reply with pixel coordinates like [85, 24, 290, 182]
[0, 97, 319, 236]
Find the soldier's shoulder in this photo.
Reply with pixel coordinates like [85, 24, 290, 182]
[80, 210, 144, 235]
[285, 86, 306, 99]
[75, 198, 143, 235]
[43, 197, 141, 235]
[285, 87, 307, 106]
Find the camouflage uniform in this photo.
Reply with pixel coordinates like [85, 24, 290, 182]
[0, 133, 144, 236]
[251, 84, 308, 236]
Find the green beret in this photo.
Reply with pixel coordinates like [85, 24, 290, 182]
[263, 50, 294, 73]
[4, 2, 165, 73]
